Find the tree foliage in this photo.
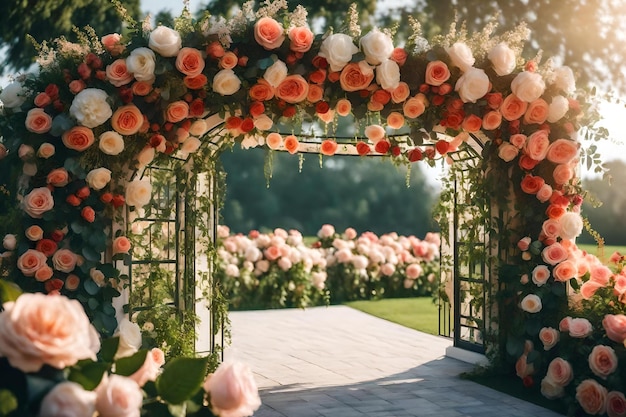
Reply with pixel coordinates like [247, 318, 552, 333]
[220, 147, 439, 237]
[0, 0, 140, 74]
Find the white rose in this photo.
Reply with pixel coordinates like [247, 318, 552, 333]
[498, 142, 519, 162]
[319, 33, 359, 72]
[96, 375, 143, 417]
[547, 95, 569, 123]
[0, 81, 26, 110]
[521, 294, 542, 313]
[559, 212, 583, 240]
[125, 180, 152, 207]
[189, 119, 209, 136]
[85, 167, 112, 190]
[99, 131, 124, 155]
[148, 26, 182, 57]
[136, 146, 155, 168]
[360, 29, 394, 66]
[455, 67, 489, 103]
[488, 42, 516, 76]
[114, 318, 142, 359]
[511, 71, 546, 102]
[39, 381, 97, 417]
[212, 69, 241, 95]
[90, 267, 106, 287]
[126, 47, 156, 82]
[2, 234, 16, 251]
[375, 59, 400, 91]
[446, 42, 475, 72]
[69, 88, 112, 128]
[263, 60, 288, 88]
[253, 114, 273, 131]
[241, 134, 259, 149]
[553, 66, 575, 93]
[180, 137, 201, 154]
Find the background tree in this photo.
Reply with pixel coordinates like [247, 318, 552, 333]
[220, 147, 439, 237]
[0, 0, 140, 74]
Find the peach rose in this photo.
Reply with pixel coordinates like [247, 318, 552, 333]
[575, 379, 608, 416]
[510, 133, 527, 149]
[37, 142, 56, 159]
[34, 265, 53, 282]
[542, 218, 561, 240]
[542, 242, 568, 265]
[403, 94, 427, 118]
[111, 104, 142, 136]
[462, 114, 482, 132]
[546, 357, 573, 386]
[364, 124, 386, 144]
[275, 75, 309, 103]
[112, 236, 131, 255]
[390, 47, 408, 65]
[219, 51, 238, 70]
[254, 17, 285, 50]
[125, 180, 152, 207]
[390, 81, 410, 103]
[39, 381, 97, 417]
[524, 130, 550, 161]
[497, 142, 519, 162]
[520, 294, 542, 313]
[548, 95, 569, 123]
[99, 131, 125, 156]
[500, 94, 528, 121]
[588, 345, 618, 379]
[531, 265, 550, 286]
[102, 33, 124, 55]
[25, 225, 44, 241]
[52, 248, 78, 273]
[424, 60, 451, 86]
[96, 374, 143, 417]
[47, 168, 70, 187]
[482, 111, 502, 130]
[335, 99, 352, 116]
[249, 79, 274, 101]
[25, 108, 53, 134]
[203, 361, 261, 417]
[546, 138, 579, 164]
[23, 187, 54, 218]
[569, 317, 593, 338]
[106, 59, 133, 87]
[339, 61, 374, 92]
[607, 391, 626, 417]
[320, 139, 338, 156]
[307, 84, 323, 103]
[553, 164, 574, 185]
[176, 47, 205, 76]
[166, 100, 190, 123]
[135, 146, 155, 168]
[62, 126, 95, 152]
[212, 69, 241, 96]
[86, 167, 112, 190]
[536, 183, 553, 203]
[131, 80, 153, 96]
[16, 249, 48, 276]
[284, 135, 299, 154]
[180, 137, 201, 154]
[129, 348, 165, 387]
[289, 26, 314, 52]
[539, 327, 559, 350]
[266, 132, 283, 150]
[602, 314, 626, 344]
[0, 293, 99, 372]
[387, 112, 405, 129]
[553, 260, 577, 282]
[524, 98, 549, 124]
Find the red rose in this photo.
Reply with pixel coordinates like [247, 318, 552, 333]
[45, 278, 64, 294]
[36, 239, 58, 257]
[240, 118, 254, 133]
[100, 192, 113, 204]
[45, 84, 59, 100]
[374, 140, 391, 154]
[356, 141, 371, 156]
[315, 101, 330, 114]
[66, 195, 81, 207]
[81, 206, 96, 223]
[520, 174, 545, 194]
[249, 101, 265, 118]
[435, 140, 450, 155]
[391, 146, 401, 156]
[408, 148, 423, 162]
[76, 186, 90, 200]
[50, 230, 65, 242]
[112, 195, 125, 208]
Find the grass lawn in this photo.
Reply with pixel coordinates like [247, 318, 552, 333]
[577, 243, 626, 261]
[344, 297, 440, 336]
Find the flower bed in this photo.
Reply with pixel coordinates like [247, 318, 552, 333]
[215, 225, 441, 309]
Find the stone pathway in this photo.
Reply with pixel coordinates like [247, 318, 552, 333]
[225, 306, 563, 417]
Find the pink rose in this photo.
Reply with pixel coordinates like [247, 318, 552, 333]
[175, 47, 205, 77]
[25, 225, 44, 241]
[254, 17, 285, 50]
[575, 379, 607, 416]
[520, 294, 542, 313]
[52, 248, 78, 273]
[203, 361, 261, 417]
[607, 391, 626, 417]
[524, 130, 550, 161]
[510, 133, 527, 149]
[62, 126, 96, 152]
[106, 59, 133, 87]
[553, 164, 574, 185]
[46, 168, 70, 187]
[129, 348, 165, 387]
[523, 98, 549, 124]
[602, 314, 626, 344]
[569, 317, 593, 338]
[546, 357, 573, 386]
[403, 95, 427, 118]
[23, 187, 54, 218]
[546, 138, 579, 164]
[542, 242, 568, 265]
[318, 224, 336, 239]
[553, 260, 577, 282]
[102, 33, 125, 55]
[288, 26, 314, 53]
[425, 60, 450, 86]
[515, 353, 534, 378]
[590, 264, 612, 286]
[405, 263, 423, 279]
[96, 374, 143, 417]
[264, 245, 281, 261]
[539, 327, 559, 350]
[559, 316, 572, 332]
[588, 345, 618, 379]
[0, 293, 99, 372]
[16, 249, 48, 276]
[275, 75, 309, 103]
[536, 183, 553, 203]
[532, 265, 550, 286]
[39, 381, 97, 417]
[517, 237, 531, 251]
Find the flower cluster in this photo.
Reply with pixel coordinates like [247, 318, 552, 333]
[0, 291, 260, 417]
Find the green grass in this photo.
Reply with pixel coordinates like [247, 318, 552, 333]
[344, 297, 440, 335]
[578, 243, 626, 261]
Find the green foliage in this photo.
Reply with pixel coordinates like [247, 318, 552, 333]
[156, 357, 209, 405]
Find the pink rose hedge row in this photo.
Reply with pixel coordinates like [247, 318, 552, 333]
[215, 225, 440, 309]
[0, 0, 619, 414]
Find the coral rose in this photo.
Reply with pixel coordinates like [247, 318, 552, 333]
[553, 260, 577, 282]
[524, 98, 549, 124]
[336, 98, 352, 116]
[0, 293, 99, 372]
[112, 236, 132, 255]
[553, 164, 574, 185]
[462, 114, 482, 132]
[500, 94, 528, 121]
[275, 75, 309, 103]
[425, 60, 450, 86]
[602, 314, 626, 344]
[390, 81, 410, 103]
[482, 111, 502, 130]
[289, 26, 314, 53]
[166, 100, 190, 123]
[546, 138, 579, 164]
[25, 108, 53, 134]
[62, 126, 95, 152]
[539, 327, 559, 350]
[249, 79, 274, 101]
[47, 168, 69, 187]
[106, 59, 133, 87]
[184, 74, 208, 90]
[339, 61, 374, 92]
[176, 47, 205, 76]
[266, 132, 283, 150]
[387, 112, 405, 129]
[284, 135, 299, 154]
[254, 17, 285, 50]
[524, 130, 550, 161]
[111, 104, 143, 135]
[320, 139, 338, 156]
[575, 379, 608, 416]
[520, 174, 545, 194]
[17, 249, 48, 276]
[203, 361, 261, 417]
[403, 95, 427, 118]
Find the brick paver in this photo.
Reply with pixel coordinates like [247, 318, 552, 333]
[226, 306, 562, 417]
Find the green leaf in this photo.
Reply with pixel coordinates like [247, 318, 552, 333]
[99, 337, 120, 363]
[0, 389, 18, 416]
[70, 221, 84, 234]
[156, 357, 209, 405]
[88, 297, 99, 310]
[569, 278, 580, 291]
[84, 279, 100, 296]
[68, 361, 108, 390]
[115, 350, 148, 376]
[506, 335, 524, 358]
[82, 246, 101, 262]
[0, 281, 22, 304]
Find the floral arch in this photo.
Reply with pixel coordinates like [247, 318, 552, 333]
[0, 1, 624, 415]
